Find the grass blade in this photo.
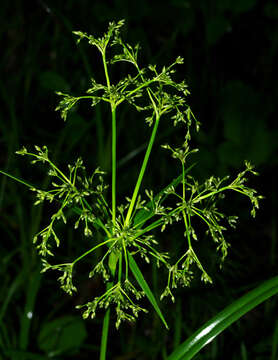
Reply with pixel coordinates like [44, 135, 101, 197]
[271, 319, 278, 360]
[100, 308, 110, 360]
[0, 271, 25, 324]
[19, 268, 42, 350]
[0, 170, 34, 188]
[128, 251, 169, 329]
[3, 350, 50, 360]
[167, 275, 278, 360]
[0, 320, 11, 349]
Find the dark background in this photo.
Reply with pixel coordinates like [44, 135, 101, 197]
[0, 0, 277, 359]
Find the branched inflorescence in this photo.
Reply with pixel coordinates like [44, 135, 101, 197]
[15, 20, 262, 328]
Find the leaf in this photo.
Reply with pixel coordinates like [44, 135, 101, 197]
[167, 275, 278, 360]
[264, 2, 278, 19]
[39, 71, 69, 92]
[128, 251, 169, 329]
[230, 0, 257, 13]
[2, 350, 50, 360]
[61, 113, 91, 154]
[38, 316, 87, 355]
[216, 0, 257, 13]
[206, 16, 230, 45]
[0, 170, 34, 189]
[0, 271, 25, 324]
[19, 268, 42, 350]
[108, 252, 119, 277]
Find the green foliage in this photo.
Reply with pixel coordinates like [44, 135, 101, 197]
[8, 20, 263, 332]
[167, 275, 278, 360]
[0, 19, 266, 360]
[37, 316, 87, 356]
[218, 81, 278, 167]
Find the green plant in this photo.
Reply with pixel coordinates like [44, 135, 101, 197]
[0, 19, 266, 359]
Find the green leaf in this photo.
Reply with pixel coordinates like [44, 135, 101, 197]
[3, 350, 50, 360]
[216, 0, 257, 13]
[108, 252, 119, 277]
[0, 169, 34, 189]
[39, 71, 69, 92]
[167, 275, 278, 360]
[264, 2, 278, 19]
[128, 251, 169, 329]
[206, 16, 230, 45]
[19, 268, 42, 350]
[0, 271, 25, 325]
[230, 0, 257, 13]
[61, 113, 91, 154]
[38, 316, 87, 355]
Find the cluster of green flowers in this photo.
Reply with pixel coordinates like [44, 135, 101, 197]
[16, 20, 262, 328]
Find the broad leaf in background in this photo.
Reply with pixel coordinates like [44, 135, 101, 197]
[38, 316, 87, 356]
[167, 275, 278, 360]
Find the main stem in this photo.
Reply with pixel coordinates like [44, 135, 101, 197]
[99, 281, 113, 360]
[100, 308, 110, 360]
[111, 107, 117, 225]
[125, 116, 160, 226]
[99, 49, 115, 360]
[102, 50, 117, 225]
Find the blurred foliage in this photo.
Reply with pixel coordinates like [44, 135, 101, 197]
[0, 0, 277, 359]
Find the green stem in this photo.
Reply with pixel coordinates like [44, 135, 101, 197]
[116, 78, 156, 106]
[182, 211, 192, 248]
[102, 50, 117, 226]
[181, 162, 192, 247]
[111, 108, 117, 225]
[100, 233, 117, 360]
[100, 308, 110, 360]
[100, 281, 113, 360]
[118, 252, 123, 282]
[182, 163, 185, 200]
[45, 158, 71, 185]
[125, 117, 160, 226]
[99, 49, 115, 360]
[193, 185, 246, 203]
[0, 170, 33, 188]
[72, 238, 116, 265]
[73, 95, 110, 103]
[102, 51, 111, 88]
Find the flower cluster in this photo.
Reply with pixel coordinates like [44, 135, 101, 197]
[14, 20, 262, 328]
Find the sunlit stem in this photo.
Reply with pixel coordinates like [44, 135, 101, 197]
[125, 116, 160, 226]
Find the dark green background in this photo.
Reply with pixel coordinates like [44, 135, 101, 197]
[0, 1, 277, 359]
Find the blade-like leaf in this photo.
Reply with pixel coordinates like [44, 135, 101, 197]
[0, 271, 25, 324]
[0, 169, 34, 188]
[19, 268, 42, 350]
[37, 315, 87, 354]
[167, 275, 278, 360]
[128, 251, 169, 329]
[3, 350, 49, 360]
